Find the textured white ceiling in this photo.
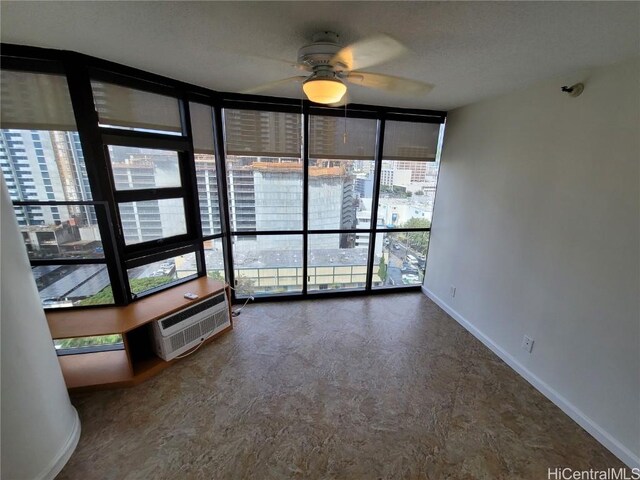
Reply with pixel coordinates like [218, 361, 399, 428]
[1, 1, 638, 110]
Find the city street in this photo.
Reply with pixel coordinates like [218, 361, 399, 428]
[381, 240, 425, 286]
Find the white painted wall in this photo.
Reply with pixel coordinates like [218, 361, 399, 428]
[424, 57, 640, 467]
[1, 176, 81, 479]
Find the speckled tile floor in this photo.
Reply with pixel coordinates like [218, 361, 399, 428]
[57, 293, 623, 479]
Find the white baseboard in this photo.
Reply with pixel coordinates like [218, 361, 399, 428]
[37, 407, 81, 480]
[421, 285, 640, 469]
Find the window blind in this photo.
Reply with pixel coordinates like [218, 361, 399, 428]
[224, 109, 301, 158]
[383, 120, 440, 161]
[309, 116, 377, 160]
[90, 80, 182, 134]
[189, 103, 215, 154]
[0, 70, 77, 131]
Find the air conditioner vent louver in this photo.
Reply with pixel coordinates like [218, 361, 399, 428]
[160, 294, 225, 330]
[201, 315, 216, 334]
[170, 332, 186, 351]
[152, 292, 230, 361]
[184, 323, 202, 344]
[214, 311, 228, 328]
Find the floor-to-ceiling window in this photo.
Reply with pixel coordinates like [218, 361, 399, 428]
[221, 108, 444, 298]
[373, 119, 443, 288]
[307, 114, 378, 292]
[223, 107, 304, 297]
[1, 44, 446, 310]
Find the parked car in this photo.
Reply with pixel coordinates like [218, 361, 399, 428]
[401, 265, 420, 275]
[401, 274, 420, 285]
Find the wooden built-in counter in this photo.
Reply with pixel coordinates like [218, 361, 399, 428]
[46, 277, 232, 392]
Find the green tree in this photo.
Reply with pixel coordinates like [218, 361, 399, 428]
[235, 274, 256, 296]
[208, 270, 225, 282]
[402, 218, 431, 251]
[78, 276, 173, 306]
[403, 218, 430, 229]
[378, 256, 388, 281]
[129, 276, 173, 295]
[56, 334, 122, 349]
[78, 286, 115, 306]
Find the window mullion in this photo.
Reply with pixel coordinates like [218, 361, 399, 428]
[63, 56, 129, 305]
[212, 104, 235, 299]
[302, 102, 310, 295]
[178, 99, 206, 278]
[366, 117, 385, 291]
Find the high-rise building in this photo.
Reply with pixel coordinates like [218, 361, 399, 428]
[0, 129, 93, 226]
[229, 158, 360, 249]
[226, 159, 257, 232]
[110, 151, 188, 244]
[195, 154, 221, 236]
[1, 128, 97, 237]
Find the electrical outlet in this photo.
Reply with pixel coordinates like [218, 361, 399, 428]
[521, 335, 534, 353]
[450, 285, 456, 298]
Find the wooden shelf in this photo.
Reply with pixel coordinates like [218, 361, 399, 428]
[46, 277, 233, 392]
[59, 350, 133, 390]
[46, 277, 226, 339]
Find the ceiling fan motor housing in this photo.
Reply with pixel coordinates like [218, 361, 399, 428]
[297, 31, 346, 70]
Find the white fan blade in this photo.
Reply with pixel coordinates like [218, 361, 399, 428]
[241, 76, 307, 95]
[331, 34, 407, 71]
[346, 72, 433, 95]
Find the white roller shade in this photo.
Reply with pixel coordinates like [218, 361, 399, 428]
[0, 70, 77, 131]
[224, 109, 301, 158]
[189, 103, 215, 154]
[91, 80, 182, 134]
[383, 120, 440, 161]
[309, 116, 377, 160]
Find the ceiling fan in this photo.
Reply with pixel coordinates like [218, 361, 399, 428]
[241, 31, 434, 105]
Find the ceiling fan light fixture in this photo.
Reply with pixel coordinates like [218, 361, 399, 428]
[302, 77, 347, 104]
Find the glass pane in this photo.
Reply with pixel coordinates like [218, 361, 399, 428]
[191, 102, 222, 236]
[1, 129, 92, 202]
[1, 70, 77, 131]
[33, 264, 114, 307]
[232, 235, 302, 296]
[373, 231, 430, 288]
[118, 198, 186, 245]
[91, 80, 182, 135]
[190, 102, 215, 154]
[309, 116, 377, 160]
[107, 145, 181, 190]
[14, 204, 103, 260]
[224, 109, 301, 157]
[308, 234, 370, 292]
[204, 239, 225, 282]
[308, 158, 375, 230]
[127, 252, 197, 296]
[226, 155, 302, 232]
[383, 121, 440, 161]
[54, 335, 124, 352]
[196, 154, 221, 236]
[377, 160, 439, 229]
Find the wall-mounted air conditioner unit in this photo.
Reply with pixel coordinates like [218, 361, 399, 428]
[151, 291, 230, 361]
